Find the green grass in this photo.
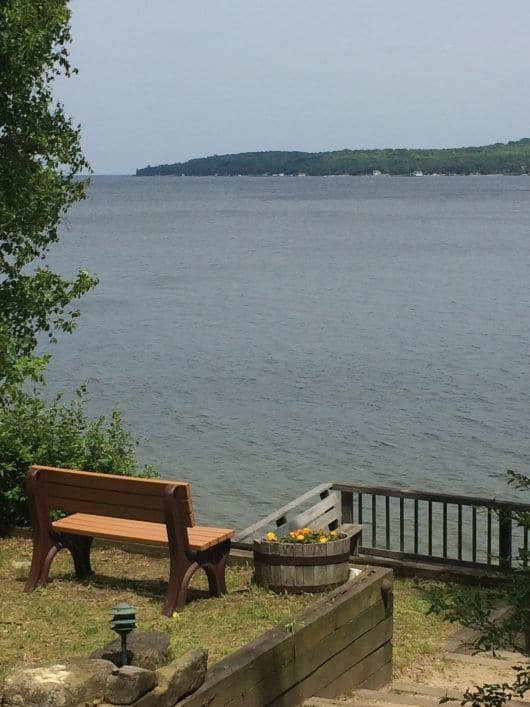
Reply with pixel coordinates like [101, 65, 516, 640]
[0, 538, 459, 682]
[393, 578, 460, 677]
[0, 537, 314, 680]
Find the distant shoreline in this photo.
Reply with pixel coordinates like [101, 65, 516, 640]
[135, 138, 530, 178]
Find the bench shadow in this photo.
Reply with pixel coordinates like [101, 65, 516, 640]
[47, 572, 212, 604]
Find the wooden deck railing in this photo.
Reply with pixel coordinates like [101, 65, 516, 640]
[235, 481, 530, 572]
[334, 482, 530, 571]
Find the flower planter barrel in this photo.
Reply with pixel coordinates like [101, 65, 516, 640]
[253, 535, 351, 593]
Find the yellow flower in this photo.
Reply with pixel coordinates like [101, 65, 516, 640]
[296, 534, 305, 541]
[266, 531, 277, 541]
[319, 536, 328, 543]
[330, 530, 338, 537]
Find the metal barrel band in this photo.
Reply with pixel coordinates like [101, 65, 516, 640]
[253, 551, 351, 567]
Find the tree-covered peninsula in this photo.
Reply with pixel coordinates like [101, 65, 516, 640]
[136, 138, 530, 177]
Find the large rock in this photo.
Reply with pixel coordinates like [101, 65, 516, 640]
[155, 649, 208, 707]
[105, 665, 157, 705]
[91, 631, 170, 670]
[1, 658, 114, 707]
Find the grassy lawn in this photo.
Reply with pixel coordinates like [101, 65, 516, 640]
[0, 538, 458, 682]
[392, 577, 459, 677]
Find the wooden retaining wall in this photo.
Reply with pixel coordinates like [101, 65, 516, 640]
[180, 566, 393, 707]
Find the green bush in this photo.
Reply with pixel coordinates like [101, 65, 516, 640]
[0, 386, 157, 530]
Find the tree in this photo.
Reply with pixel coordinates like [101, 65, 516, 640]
[0, 0, 98, 398]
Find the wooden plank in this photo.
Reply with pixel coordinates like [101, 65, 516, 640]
[179, 568, 392, 707]
[48, 499, 166, 523]
[280, 500, 340, 535]
[359, 546, 496, 569]
[293, 598, 388, 674]
[46, 482, 169, 511]
[300, 618, 392, 699]
[233, 483, 334, 542]
[315, 643, 392, 699]
[52, 514, 234, 550]
[38, 465, 184, 492]
[292, 572, 390, 648]
[331, 481, 530, 512]
[33, 465, 195, 526]
[47, 484, 195, 522]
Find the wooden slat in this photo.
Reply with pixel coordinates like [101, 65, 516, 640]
[31, 465, 195, 527]
[282, 494, 339, 534]
[37, 465, 181, 493]
[332, 481, 530, 513]
[52, 514, 234, 551]
[372, 495, 377, 547]
[233, 482, 333, 542]
[413, 499, 418, 554]
[48, 497, 166, 523]
[46, 481, 194, 517]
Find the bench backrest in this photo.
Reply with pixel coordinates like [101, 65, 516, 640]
[28, 465, 196, 526]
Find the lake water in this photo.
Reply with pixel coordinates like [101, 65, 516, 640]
[44, 175, 530, 528]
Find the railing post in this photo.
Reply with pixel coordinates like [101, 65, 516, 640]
[341, 490, 354, 524]
[499, 509, 512, 571]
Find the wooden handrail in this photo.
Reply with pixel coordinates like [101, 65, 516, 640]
[331, 481, 530, 512]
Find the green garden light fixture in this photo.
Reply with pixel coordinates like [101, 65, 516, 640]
[110, 603, 136, 666]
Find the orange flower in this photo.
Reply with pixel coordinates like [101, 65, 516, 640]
[296, 534, 305, 541]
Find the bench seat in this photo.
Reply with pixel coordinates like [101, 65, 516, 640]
[53, 513, 234, 551]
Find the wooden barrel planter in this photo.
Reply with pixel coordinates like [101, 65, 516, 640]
[253, 535, 351, 594]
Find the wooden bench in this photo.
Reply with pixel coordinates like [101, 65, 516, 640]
[24, 465, 234, 616]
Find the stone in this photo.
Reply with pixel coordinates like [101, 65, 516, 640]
[105, 665, 157, 705]
[11, 560, 31, 580]
[155, 649, 208, 707]
[1, 658, 114, 707]
[90, 631, 170, 670]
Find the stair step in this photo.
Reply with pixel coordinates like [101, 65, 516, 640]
[350, 688, 443, 705]
[304, 680, 530, 707]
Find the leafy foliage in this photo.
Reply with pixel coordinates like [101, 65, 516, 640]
[0, 387, 157, 530]
[136, 139, 530, 177]
[424, 470, 530, 706]
[0, 0, 98, 396]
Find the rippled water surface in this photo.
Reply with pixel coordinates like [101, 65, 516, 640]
[44, 175, 530, 527]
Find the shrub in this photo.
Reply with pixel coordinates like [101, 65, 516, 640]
[0, 386, 157, 530]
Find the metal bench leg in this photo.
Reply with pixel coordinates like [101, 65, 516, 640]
[201, 541, 230, 597]
[163, 558, 198, 617]
[24, 535, 59, 592]
[62, 534, 94, 580]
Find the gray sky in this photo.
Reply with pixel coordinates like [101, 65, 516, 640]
[55, 0, 530, 175]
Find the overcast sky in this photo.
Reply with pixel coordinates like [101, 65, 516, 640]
[55, 0, 530, 175]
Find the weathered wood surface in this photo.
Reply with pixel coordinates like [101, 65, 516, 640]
[233, 482, 335, 545]
[333, 480, 530, 572]
[253, 534, 353, 593]
[332, 481, 530, 511]
[180, 566, 393, 707]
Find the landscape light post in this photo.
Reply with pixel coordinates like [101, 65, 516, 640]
[110, 603, 136, 666]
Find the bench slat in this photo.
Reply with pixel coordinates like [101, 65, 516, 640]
[48, 498, 166, 524]
[39, 466, 180, 492]
[52, 514, 234, 551]
[47, 486, 197, 525]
